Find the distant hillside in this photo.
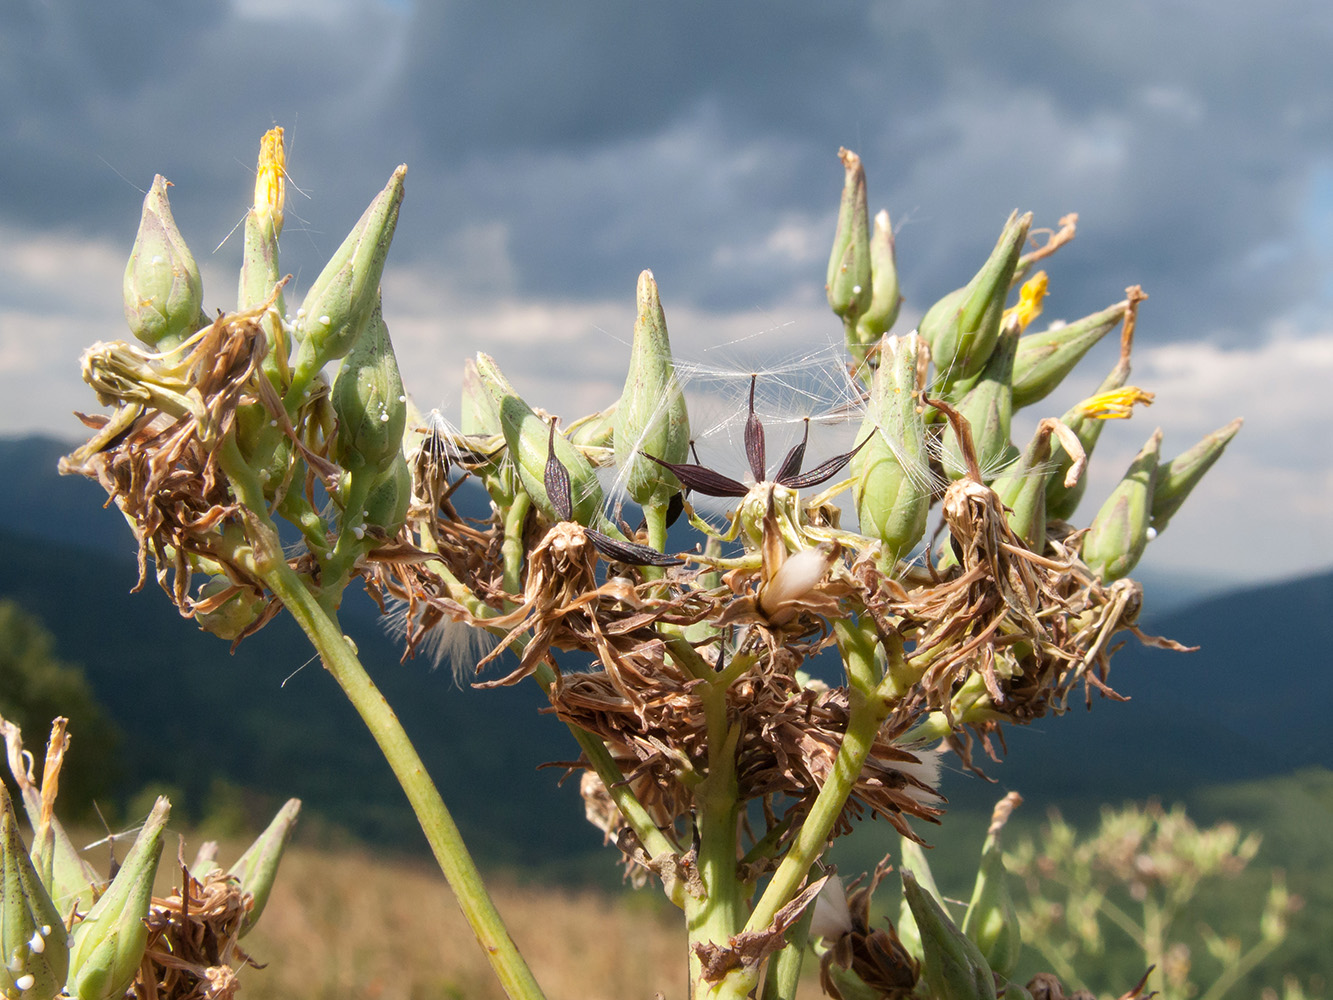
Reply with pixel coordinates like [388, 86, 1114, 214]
[2, 433, 1329, 873]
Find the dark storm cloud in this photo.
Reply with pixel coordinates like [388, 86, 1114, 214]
[2, 0, 1331, 345]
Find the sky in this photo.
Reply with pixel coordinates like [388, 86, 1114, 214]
[1, 0, 1330, 588]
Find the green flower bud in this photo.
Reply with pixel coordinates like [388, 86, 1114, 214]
[331, 301, 407, 475]
[613, 270, 689, 507]
[962, 794, 1023, 979]
[566, 403, 618, 449]
[940, 327, 1018, 482]
[902, 869, 997, 1000]
[921, 212, 1031, 388]
[898, 835, 946, 963]
[289, 165, 406, 392]
[1012, 299, 1128, 409]
[238, 127, 286, 314]
[192, 575, 264, 642]
[227, 798, 300, 937]
[851, 333, 931, 565]
[992, 419, 1084, 549]
[475, 353, 605, 526]
[1081, 428, 1162, 581]
[826, 148, 872, 328]
[851, 209, 902, 366]
[363, 450, 412, 536]
[123, 175, 204, 350]
[1, 792, 69, 1000]
[461, 357, 518, 508]
[67, 797, 169, 1000]
[1151, 417, 1242, 533]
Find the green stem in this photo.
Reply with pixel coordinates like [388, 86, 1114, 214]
[760, 905, 812, 1000]
[712, 620, 887, 1000]
[221, 439, 547, 1000]
[502, 493, 532, 596]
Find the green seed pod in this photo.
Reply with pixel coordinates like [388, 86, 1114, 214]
[227, 798, 300, 937]
[1151, 417, 1243, 533]
[962, 794, 1023, 979]
[363, 450, 412, 536]
[331, 301, 407, 475]
[475, 353, 605, 526]
[1, 791, 69, 1000]
[902, 869, 997, 1000]
[289, 165, 406, 390]
[851, 209, 902, 366]
[1012, 299, 1127, 409]
[192, 575, 264, 642]
[921, 212, 1031, 388]
[851, 333, 931, 565]
[123, 175, 204, 350]
[826, 148, 872, 328]
[613, 270, 690, 507]
[940, 327, 1018, 481]
[1081, 428, 1162, 581]
[67, 797, 169, 1000]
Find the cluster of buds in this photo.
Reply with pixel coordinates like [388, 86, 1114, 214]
[61, 130, 1240, 1000]
[0, 716, 297, 1000]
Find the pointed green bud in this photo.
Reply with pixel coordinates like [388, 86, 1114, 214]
[940, 327, 1018, 481]
[289, 165, 406, 391]
[962, 794, 1023, 979]
[1012, 299, 1127, 409]
[850, 209, 902, 365]
[1151, 417, 1242, 533]
[238, 127, 286, 313]
[227, 798, 300, 937]
[826, 148, 872, 328]
[67, 797, 169, 1000]
[363, 450, 412, 536]
[902, 868, 997, 1000]
[921, 212, 1032, 387]
[1081, 428, 1161, 581]
[851, 333, 931, 564]
[1, 791, 69, 1000]
[898, 835, 946, 963]
[613, 271, 690, 507]
[566, 403, 618, 449]
[331, 301, 407, 475]
[475, 353, 605, 526]
[993, 419, 1084, 549]
[123, 175, 204, 351]
[461, 357, 518, 507]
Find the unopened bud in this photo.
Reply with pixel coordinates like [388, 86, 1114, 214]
[191, 575, 264, 642]
[67, 797, 169, 1000]
[1013, 299, 1127, 409]
[940, 327, 1018, 481]
[1081, 428, 1162, 581]
[290, 165, 406, 389]
[902, 868, 997, 1000]
[851, 333, 931, 564]
[962, 794, 1023, 979]
[921, 211, 1031, 388]
[898, 836, 945, 963]
[123, 175, 204, 350]
[1, 791, 69, 1000]
[826, 148, 872, 329]
[475, 353, 605, 526]
[851, 209, 902, 364]
[614, 270, 689, 507]
[1151, 417, 1242, 533]
[363, 451, 412, 536]
[228, 798, 300, 936]
[331, 300, 407, 475]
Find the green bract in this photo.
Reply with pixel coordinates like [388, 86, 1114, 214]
[122, 175, 204, 351]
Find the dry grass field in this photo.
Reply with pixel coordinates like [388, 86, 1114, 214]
[228, 841, 826, 1000]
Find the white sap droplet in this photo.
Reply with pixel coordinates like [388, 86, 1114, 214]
[39, 927, 49, 937]
[15, 974, 34, 990]
[29, 931, 44, 953]
[362, 510, 370, 518]
[397, 395, 406, 402]
[851, 285, 862, 295]
[151, 254, 164, 265]
[269, 419, 278, 428]
[319, 314, 331, 325]
[1146, 526, 1158, 541]
[380, 413, 390, 422]
[296, 307, 306, 318]
[352, 526, 365, 540]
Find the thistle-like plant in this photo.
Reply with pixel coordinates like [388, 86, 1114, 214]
[59, 129, 1241, 1000]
